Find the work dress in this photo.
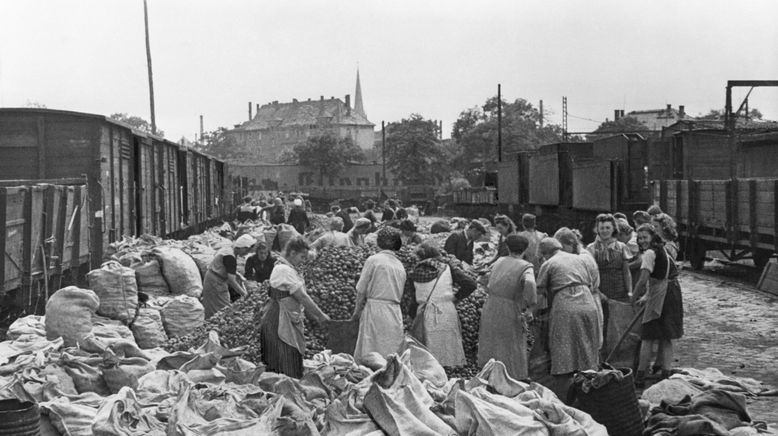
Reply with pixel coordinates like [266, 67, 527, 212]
[354, 250, 406, 362]
[259, 258, 308, 378]
[640, 247, 684, 340]
[478, 256, 537, 379]
[202, 246, 237, 319]
[587, 238, 631, 345]
[537, 251, 601, 375]
[412, 264, 467, 367]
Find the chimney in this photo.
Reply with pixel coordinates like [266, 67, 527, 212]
[666, 104, 672, 113]
[345, 94, 351, 116]
[292, 98, 298, 103]
[614, 109, 620, 121]
[199, 115, 204, 142]
[620, 110, 625, 118]
[248, 102, 253, 120]
[679, 105, 685, 118]
[256, 103, 259, 114]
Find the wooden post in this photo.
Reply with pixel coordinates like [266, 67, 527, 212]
[0, 188, 6, 292]
[143, 0, 157, 135]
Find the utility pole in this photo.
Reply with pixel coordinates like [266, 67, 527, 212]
[562, 96, 568, 140]
[497, 84, 502, 163]
[199, 115, 204, 145]
[381, 121, 386, 186]
[143, 0, 156, 135]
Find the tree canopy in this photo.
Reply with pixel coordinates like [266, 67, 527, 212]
[292, 133, 365, 185]
[385, 114, 447, 185]
[451, 96, 568, 173]
[698, 108, 763, 120]
[197, 127, 241, 160]
[109, 113, 164, 137]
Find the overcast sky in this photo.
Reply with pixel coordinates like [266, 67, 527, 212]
[1, 0, 777, 140]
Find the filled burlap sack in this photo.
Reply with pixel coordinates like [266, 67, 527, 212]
[132, 259, 170, 297]
[87, 261, 139, 324]
[131, 308, 168, 349]
[153, 247, 203, 298]
[160, 295, 205, 338]
[45, 286, 99, 347]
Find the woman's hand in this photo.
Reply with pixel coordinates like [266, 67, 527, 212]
[636, 296, 648, 306]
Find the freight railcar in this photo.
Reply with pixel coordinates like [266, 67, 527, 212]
[0, 108, 231, 305]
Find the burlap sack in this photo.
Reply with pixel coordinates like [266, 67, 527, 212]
[154, 247, 203, 298]
[87, 261, 139, 324]
[131, 308, 168, 349]
[45, 286, 99, 347]
[133, 259, 170, 297]
[160, 295, 205, 338]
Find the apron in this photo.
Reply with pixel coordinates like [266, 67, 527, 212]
[643, 249, 671, 324]
[273, 288, 307, 355]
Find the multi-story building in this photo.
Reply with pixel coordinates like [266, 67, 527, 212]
[228, 71, 374, 163]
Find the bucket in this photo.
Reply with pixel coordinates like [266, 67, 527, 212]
[327, 320, 359, 355]
[568, 366, 644, 436]
[0, 399, 40, 436]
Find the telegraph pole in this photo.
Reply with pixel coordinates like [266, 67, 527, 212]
[497, 84, 502, 162]
[143, 0, 157, 135]
[562, 96, 568, 140]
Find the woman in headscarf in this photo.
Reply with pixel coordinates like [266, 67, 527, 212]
[409, 242, 476, 368]
[351, 227, 407, 362]
[244, 240, 276, 283]
[202, 234, 256, 318]
[488, 214, 517, 265]
[259, 236, 330, 378]
[478, 234, 537, 379]
[347, 218, 371, 247]
[536, 237, 600, 391]
[633, 223, 684, 386]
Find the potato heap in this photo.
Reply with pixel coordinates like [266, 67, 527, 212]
[301, 245, 378, 357]
[164, 281, 269, 364]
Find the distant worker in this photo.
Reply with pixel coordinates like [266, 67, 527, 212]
[363, 200, 379, 232]
[517, 214, 547, 272]
[264, 198, 286, 225]
[236, 196, 259, 222]
[489, 214, 517, 265]
[395, 207, 409, 221]
[399, 219, 423, 245]
[381, 200, 397, 222]
[287, 198, 310, 234]
[311, 217, 352, 250]
[647, 205, 663, 217]
[336, 206, 354, 232]
[347, 218, 372, 247]
[633, 210, 651, 228]
[244, 240, 276, 283]
[443, 220, 487, 265]
[202, 234, 256, 318]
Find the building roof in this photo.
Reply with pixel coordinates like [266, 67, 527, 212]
[233, 98, 374, 131]
[666, 118, 778, 132]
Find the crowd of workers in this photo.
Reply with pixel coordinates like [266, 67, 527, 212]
[207, 195, 684, 395]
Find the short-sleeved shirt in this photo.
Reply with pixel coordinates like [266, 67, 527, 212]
[269, 263, 304, 295]
[640, 248, 674, 280]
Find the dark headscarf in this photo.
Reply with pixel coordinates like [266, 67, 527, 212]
[377, 227, 402, 251]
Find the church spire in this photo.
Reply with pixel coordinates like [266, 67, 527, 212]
[354, 69, 366, 118]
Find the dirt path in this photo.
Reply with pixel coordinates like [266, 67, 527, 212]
[674, 270, 778, 425]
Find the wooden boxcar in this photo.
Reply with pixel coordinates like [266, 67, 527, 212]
[528, 142, 593, 208]
[653, 178, 778, 269]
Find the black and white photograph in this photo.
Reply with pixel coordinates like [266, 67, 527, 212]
[0, 1, 777, 434]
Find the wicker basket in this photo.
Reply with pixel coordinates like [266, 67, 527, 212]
[568, 366, 644, 436]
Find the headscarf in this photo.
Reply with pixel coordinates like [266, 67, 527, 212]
[409, 258, 445, 283]
[234, 234, 257, 249]
[293, 198, 303, 207]
[376, 227, 402, 251]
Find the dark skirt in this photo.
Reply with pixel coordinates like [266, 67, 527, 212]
[259, 299, 303, 378]
[641, 278, 684, 340]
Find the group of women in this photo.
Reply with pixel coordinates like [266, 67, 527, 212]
[205, 204, 683, 392]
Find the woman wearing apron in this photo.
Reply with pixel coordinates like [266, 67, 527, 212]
[633, 223, 684, 387]
[259, 236, 330, 378]
[202, 234, 256, 319]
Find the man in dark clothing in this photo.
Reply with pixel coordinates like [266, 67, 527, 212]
[443, 220, 487, 265]
[236, 196, 259, 222]
[336, 207, 354, 232]
[264, 198, 286, 225]
[287, 198, 310, 234]
[363, 200, 378, 232]
[381, 200, 397, 222]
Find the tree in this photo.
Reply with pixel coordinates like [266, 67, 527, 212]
[292, 133, 365, 185]
[385, 114, 446, 185]
[197, 127, 240, 159]
[591, 116, 649, 134]
[24, 100, 47, 108]
[109, 113, 164, 137]
[699, 108, 763, 120]
[452, 96, 569, 176]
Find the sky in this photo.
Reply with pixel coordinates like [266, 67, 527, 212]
[1, 0, 777, 141]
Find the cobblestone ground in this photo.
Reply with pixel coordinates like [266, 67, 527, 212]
[673, 268, 778, 427]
